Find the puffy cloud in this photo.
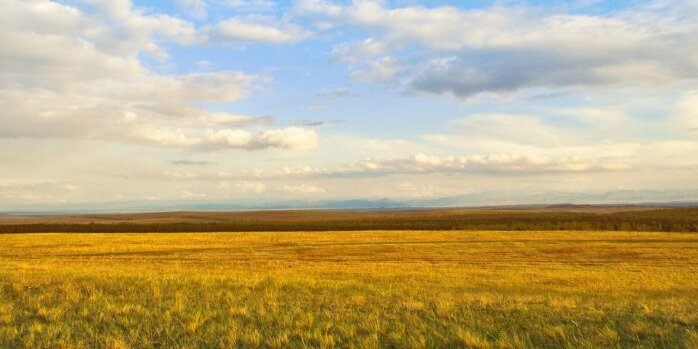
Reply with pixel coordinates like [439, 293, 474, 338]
[408, 51, 680, 99]
[202, 127, 319, 150]
[350, 56, 401, 82]
[81, 0, 200, 57]
[161, 150, 633, 180]
[130, 126, 200, 147]
[301, 0, 698, 98]
[338, 153, 627, 176]
[149, 165, 323, 182]
[253, 127, 320, 150]
[0, 77, 303, 150]
[0, 0, 319, 152]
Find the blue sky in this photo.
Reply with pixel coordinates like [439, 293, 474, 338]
[1, 0, 697, 208]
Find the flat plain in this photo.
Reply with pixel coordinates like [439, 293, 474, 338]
[1, 207, 696, 233]
[1, 230, 697, 348]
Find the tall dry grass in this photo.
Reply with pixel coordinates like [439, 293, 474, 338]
[1, 231, 697, 348]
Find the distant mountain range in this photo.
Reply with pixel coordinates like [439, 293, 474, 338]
[2, 189, 697, 214]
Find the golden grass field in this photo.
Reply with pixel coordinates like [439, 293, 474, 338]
[1, 231, 697, 348]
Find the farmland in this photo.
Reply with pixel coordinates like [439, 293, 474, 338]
[1, 207, 697, 233]
[1, 230, 697, 348]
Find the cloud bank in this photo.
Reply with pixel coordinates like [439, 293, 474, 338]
[304, 0, 698, 98]
[0, 0, 318, 151]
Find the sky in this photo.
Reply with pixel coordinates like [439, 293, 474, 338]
[1, 0, 697, 209]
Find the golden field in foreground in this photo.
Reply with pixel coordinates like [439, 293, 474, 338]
[0, 231, 697, 348]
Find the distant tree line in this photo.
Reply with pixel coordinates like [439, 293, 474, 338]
[1, 208, 697, 233]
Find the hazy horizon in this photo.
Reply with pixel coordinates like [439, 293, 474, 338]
[2, 0, 697, 210]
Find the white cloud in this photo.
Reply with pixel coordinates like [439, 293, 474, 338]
[176, 0, 279, 19]
[254, 127, 320, 150]
[0, 0, 319, 152]
[453, 114, 565, 147]
[236, 180, 267, 194]
[340, 153, 627, 175]
[83, 0, 200, 57]
[295, 0, 343, 17]
[159, 171, 201, 181]
[177, 0, 208, 19]
[213, 17, 312, 44]
[331, 38, 387, 63]
[282, 184, 326, 195]
[203, 128, 314, 150]
[131, 126, 201, 147]
[203, 127, 318, 150]
[350, 56, 400, 82]
[0, 179, 82, 203]
[180, 190, 207, 199]
[223, 0, 277, 11]
[196, 59, 213, 69]
[196, 113, 274, 127]
[2, 0, 696, 207]
[160, 150, 635, 180]
[61, 184, 80, 192]
[316, 87, 352, 99]
[676, 91, 698, 133]
[301, 0, 698, 98]
[219, 180, 267, 193]
[394, 182, 443, 198]
[122, 126, 319, 150]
